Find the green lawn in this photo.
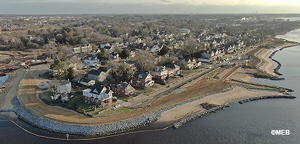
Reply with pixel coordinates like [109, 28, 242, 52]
[66, 95, 92, 112]
[135, 87, 155, 95]
[113, 93, 132, 102]
[97, 107, 137, 117]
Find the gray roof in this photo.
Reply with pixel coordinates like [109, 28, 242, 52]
[60, 80, 71, 85]
[88, 70, 101, 76]
[133, 72, 151, 79]
[88, 68, 109, 76]
[98, 67, 109, 72]
[114, 82, 135, 92]
[89, 86, 111, 95]
[167, 64, 180, 69]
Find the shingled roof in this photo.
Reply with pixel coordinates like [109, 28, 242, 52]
[133, 72, 151, 79]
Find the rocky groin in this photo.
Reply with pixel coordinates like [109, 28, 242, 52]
[172, 104, 230, 129]
[238, 95, 296, 104]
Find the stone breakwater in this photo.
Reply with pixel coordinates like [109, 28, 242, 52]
[0, 109, 15, 112]
[12, 96, 159, 136]
[11, 85, 239, 136]
[238, 95, 296, 104]
[172, 95, 296, 129]
[172, 104, 230, 129]
[269, 49, 283, 76]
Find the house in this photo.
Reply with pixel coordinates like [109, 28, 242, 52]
[201, 50, 215, 60]
[81, 44, 92, 53]
[79, 79, 95, 86]
[166, 64, 181, 77]
[56, 80, 72, 94]
[103, 46, 114, 53]
[112, 82, 136, 97]
[131, 72, 154, 88]
[150, 66, 168, 82]
[110, 53, 120, 61]
[135, 38, 142, 44]
[83, 56, 100, 66]
[181, 28, 191, 35]
[149, 45, 163, 53]
[72, 44, 92, 54]
[82, 86, 113, 107]
[88, 67, 111, 82]
[181, 58, 201, 70]
[100, 43, 110, 48]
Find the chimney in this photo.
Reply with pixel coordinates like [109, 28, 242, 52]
[107, 86, 111, 90]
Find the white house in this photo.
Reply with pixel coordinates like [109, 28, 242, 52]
[57, 80, 72, 94]
[79, 79, 95, 86]
[83, 56, 100, 66]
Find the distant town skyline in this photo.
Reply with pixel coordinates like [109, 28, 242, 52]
[0, 0, 300, 14]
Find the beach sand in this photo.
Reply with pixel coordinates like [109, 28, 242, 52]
[156, 87, 282, 124]
[258, 49, 277, 77]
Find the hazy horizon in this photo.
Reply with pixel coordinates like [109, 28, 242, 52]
[0, 0, 300, 14]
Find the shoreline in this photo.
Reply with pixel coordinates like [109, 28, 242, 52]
[0, 34, 298, 139]
[8, 84, 284, 137]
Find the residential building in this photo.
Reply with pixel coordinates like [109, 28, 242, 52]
[79, 79, 95, 86]
[100, 43, 111, 48]
[56, 80, 72, 94]
[181, 58, 201, 70]
[112, 82, 136, 97]
[151, 66, 168, 82]
[131, 72, 154, 88]
[88, 67, 111, 82]
[166, 64, 181, 77]
[83, 56, 100, 66]
[83, 86, 113, 107]
[72, 44, 92, 54]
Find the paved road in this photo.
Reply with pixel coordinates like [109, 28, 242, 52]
[0, 69, 26, 110]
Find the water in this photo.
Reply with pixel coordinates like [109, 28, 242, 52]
[1, 31, 300, 143]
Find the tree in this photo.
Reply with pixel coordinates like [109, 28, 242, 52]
[180, 38, 203, 58]
[50, 59, 65, 70]
[108, 61, 136, 82]
[112, 47, 122, 55]
[133, 51, 156, 72]
[158, 45, 170, 56]
[57, 45, 71, 61]
[120, 49, 131, 59]
[158, 56, 178, 66]
[96, 49, 111, 64]
[67, 67, 76, 80]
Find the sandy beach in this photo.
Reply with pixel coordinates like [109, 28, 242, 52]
[156, 87, 282, 124]
[257, 49, 277, 76]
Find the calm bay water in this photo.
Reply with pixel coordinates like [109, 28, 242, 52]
[1, 30, 300, 143]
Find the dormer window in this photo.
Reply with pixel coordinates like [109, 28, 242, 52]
[93, 89, 98, 93]
[138, 74, 142, 79]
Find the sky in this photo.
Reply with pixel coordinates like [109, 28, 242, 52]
[0, 0, 300, 14]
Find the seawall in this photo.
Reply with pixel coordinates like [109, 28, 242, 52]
[11, 85, 239, 136]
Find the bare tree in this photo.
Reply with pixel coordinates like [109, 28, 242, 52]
[133, 51, 156, 72]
